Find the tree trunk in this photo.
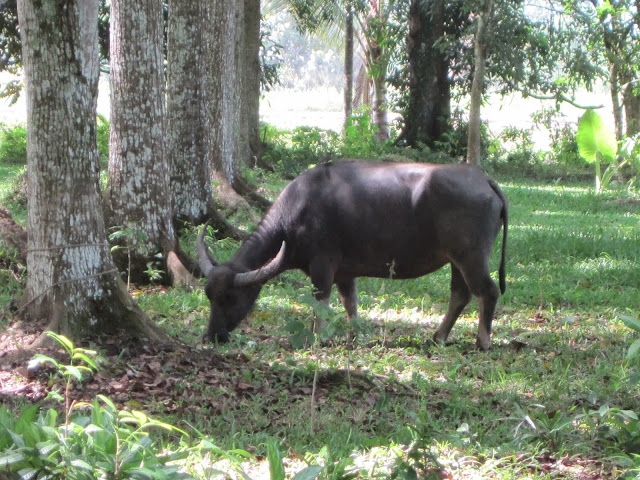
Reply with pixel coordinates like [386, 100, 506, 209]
[364, 5, 390, 143]
[165, 0, 250, 241]
[106, 0, 197, 286]
[404, 0, 451, 149]
[609, 62, 624, 141]
[204, 0, 270, 214]
[167, 0, 214, 226]
[623, 82, 640, 137]
[372, 73, 389, 141]
[344, 3, 354, 123]
[206, 0, 239, 187]
[466, 0, 494, 166]
[16, 0, 167, 342]
[239, 0, 263, 163]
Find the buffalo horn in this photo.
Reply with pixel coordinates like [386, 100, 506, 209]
[197, 221, 218, 277]
[233, 242, 286, 287]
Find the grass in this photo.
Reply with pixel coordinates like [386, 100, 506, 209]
[1, 159, 640, 478]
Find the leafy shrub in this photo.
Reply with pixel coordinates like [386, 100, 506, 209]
[551, 124, 583, 166]
[0, 332, 191, 479]
[0, 123, 27, 164]
[341, 107, 387, 158]
[97, 114, 110, 167]
[487, 126, 542, 174]
[262, 124, 340, 178]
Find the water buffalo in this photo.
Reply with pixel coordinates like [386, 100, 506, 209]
[198, 160, 508, 350]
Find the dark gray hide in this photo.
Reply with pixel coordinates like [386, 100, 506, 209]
[197, 160, 508, 350]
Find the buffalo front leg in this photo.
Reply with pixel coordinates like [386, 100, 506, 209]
[309, 257, 336, 335]
[434, 264, 472, 346]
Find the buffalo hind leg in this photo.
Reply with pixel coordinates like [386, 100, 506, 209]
[475, 280, 500, 350]
[457, 258, 500, 350]
[337, 278, 358, 344]
[434, 264, 472, 346]
[337, 278, 358, 320]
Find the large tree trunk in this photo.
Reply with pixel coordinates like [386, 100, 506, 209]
[206, 0, 239, 187]
[204, 0, 270, 215]
[166, 0, 249, 241]
[466, 0, 494, 166]
[106, 0, 197, 286]
[17, 0, 167, 342]
[167, 0, 214, 226]
[404, 0, 451, 149]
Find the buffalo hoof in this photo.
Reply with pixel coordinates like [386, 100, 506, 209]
[203, 331, 230, 344]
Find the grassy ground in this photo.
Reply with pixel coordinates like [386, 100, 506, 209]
[1, 163, 640, 478]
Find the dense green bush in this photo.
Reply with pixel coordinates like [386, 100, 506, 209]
[0, 123, 26, 164]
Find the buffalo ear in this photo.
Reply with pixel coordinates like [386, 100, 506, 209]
[232, 242, 286, 287]
[197, 221, 218, 276]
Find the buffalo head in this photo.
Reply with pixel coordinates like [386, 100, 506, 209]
[197, 223, 286, 343]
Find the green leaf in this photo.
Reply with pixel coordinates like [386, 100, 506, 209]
[576, 109, 617, 163]
[70, 458, 94, 471]
[291, 465, 324, 480]
[620, 314, 640, 333]
[45, 331, 74, 354]
[627, 338, 640, 360]
[267, 440, 286, 480]
[61, 365, 84, 381]
[0, 450, 26, 466]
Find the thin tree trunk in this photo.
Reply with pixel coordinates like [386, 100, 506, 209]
[466, 0, 494, 166]
[17, 0, 167, 342]
[244, 0, 263, 160]
[372, 74, 389, 141]
[609, 63, 624, 141]
[623, 82, 640, 137]
[344, 3, 354, 123]
[106, 0, 198, 286]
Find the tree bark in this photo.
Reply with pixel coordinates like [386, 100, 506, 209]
[364, 3, 390, 142]
[206, 0, 239, 187]
[204, 0, 270, 214]
[404, 0, 451, 149]
[623, 82, 640, 137]
[238, 0, 263, 163]
[105, 0, 197, 286]
[466, 0, 494, 166]
[16, 0, 168, 342]
[344, 3, 354, 123]
[167, 0, 214, 226]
